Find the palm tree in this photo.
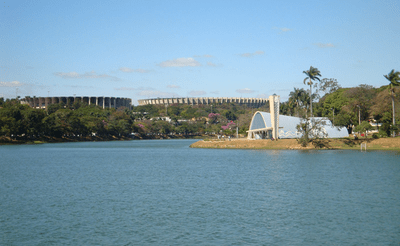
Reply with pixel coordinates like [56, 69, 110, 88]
[384, 69, 400, 137]
[303, 66, 322, 117]
[289, 87, 306, 117]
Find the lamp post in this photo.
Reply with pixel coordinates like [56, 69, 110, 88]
[357, 105, 361, 125]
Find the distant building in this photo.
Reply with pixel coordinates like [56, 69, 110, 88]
[20, 96, 132, 110]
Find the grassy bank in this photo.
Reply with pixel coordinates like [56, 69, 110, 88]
[190, 137, 400, 150]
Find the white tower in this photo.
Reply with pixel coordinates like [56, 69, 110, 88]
[269, 94, 280, 139]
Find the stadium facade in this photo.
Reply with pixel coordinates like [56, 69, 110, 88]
[138, 97, 268, 106]
[21, 96, 132, 110]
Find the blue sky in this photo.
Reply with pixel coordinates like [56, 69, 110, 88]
[1, 0, 399, 104]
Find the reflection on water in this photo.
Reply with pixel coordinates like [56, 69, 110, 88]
[1, 140, 399, 245]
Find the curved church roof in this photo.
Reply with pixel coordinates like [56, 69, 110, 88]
[249, 111, 349, 139]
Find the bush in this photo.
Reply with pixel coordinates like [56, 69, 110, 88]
[372, 133, 379, 139]
[378, 130, 388, 138]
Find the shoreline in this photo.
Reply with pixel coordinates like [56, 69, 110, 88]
[0, 135, 203, 145]
[2, 136, 399, 150]
[190, 138, 400, 150]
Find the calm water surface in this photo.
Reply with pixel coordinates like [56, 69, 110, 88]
[1, 140, 400, 245]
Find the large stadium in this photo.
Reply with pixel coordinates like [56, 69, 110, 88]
[137, 97, 268, 106]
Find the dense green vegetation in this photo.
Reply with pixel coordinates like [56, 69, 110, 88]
[282, 67, 399, 146]
[1, 68, 399, 144]
[280, 78, 400, 138]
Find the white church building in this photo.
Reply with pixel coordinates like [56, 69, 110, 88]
[247, 95, 349, 139]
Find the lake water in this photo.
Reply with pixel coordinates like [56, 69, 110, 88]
[1, 140, 400, 245]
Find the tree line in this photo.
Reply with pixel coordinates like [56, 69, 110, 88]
[0, 98, 264, 142]
[1, 68, 398, 143]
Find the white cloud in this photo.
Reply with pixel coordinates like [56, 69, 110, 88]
[313, 43, 336, 48]
[119, 67, 150, 73]
[236, 88, 255, 94]
[158, 57, 201, 67]
[207, 62, 217, 67]
[188, 90, 206, 96]
[137, 90, 179, 98]
[210, 90, 219, 94]
[54, 71, 120, 81]
[0, 81, 23, 87]
[167, 85, 180, 88]
[239, 51, 265, 57]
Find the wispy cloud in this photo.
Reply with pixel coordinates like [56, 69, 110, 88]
[207, 62, 217, 67]
[239, 51, 265, 57]
[167, 85, 180, 88]
[210, 90, 219, 94]
[236, 88, 255, 94]
[54, 72, 80, 78]
[256, 93, 268, 98]
[273, 27, 292, 33]
[115, 86, 156, 91]
[313, 43, 336, 48]
[280, 27, 292, 32]
[0, 81, 23, 87]
[158, 57, 201, 67]
[115, 87, 137, 91]
[193, 54, 214, 58]
[137, 90, 179, 98]
[54, 71, 120, 81]
[64, 85, 95, 89]
[188, 90, 206, 96]
[119, 67, 150, 73]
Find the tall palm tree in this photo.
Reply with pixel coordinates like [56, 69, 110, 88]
[303, 66, 322, 117]
[384, 69, 400, 137]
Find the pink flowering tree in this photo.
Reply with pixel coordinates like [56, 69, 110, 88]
[221, 121, 236, 135]
[132, 122, 147, 135]
[208, 113, 221, 124]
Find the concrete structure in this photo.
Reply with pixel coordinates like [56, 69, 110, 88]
[269, 94, 280, 139]
[21, 96, 132, 110]
[247, 94, 349, 139]
[138, 97, 268, 106]
[248, 112, 349, 139]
